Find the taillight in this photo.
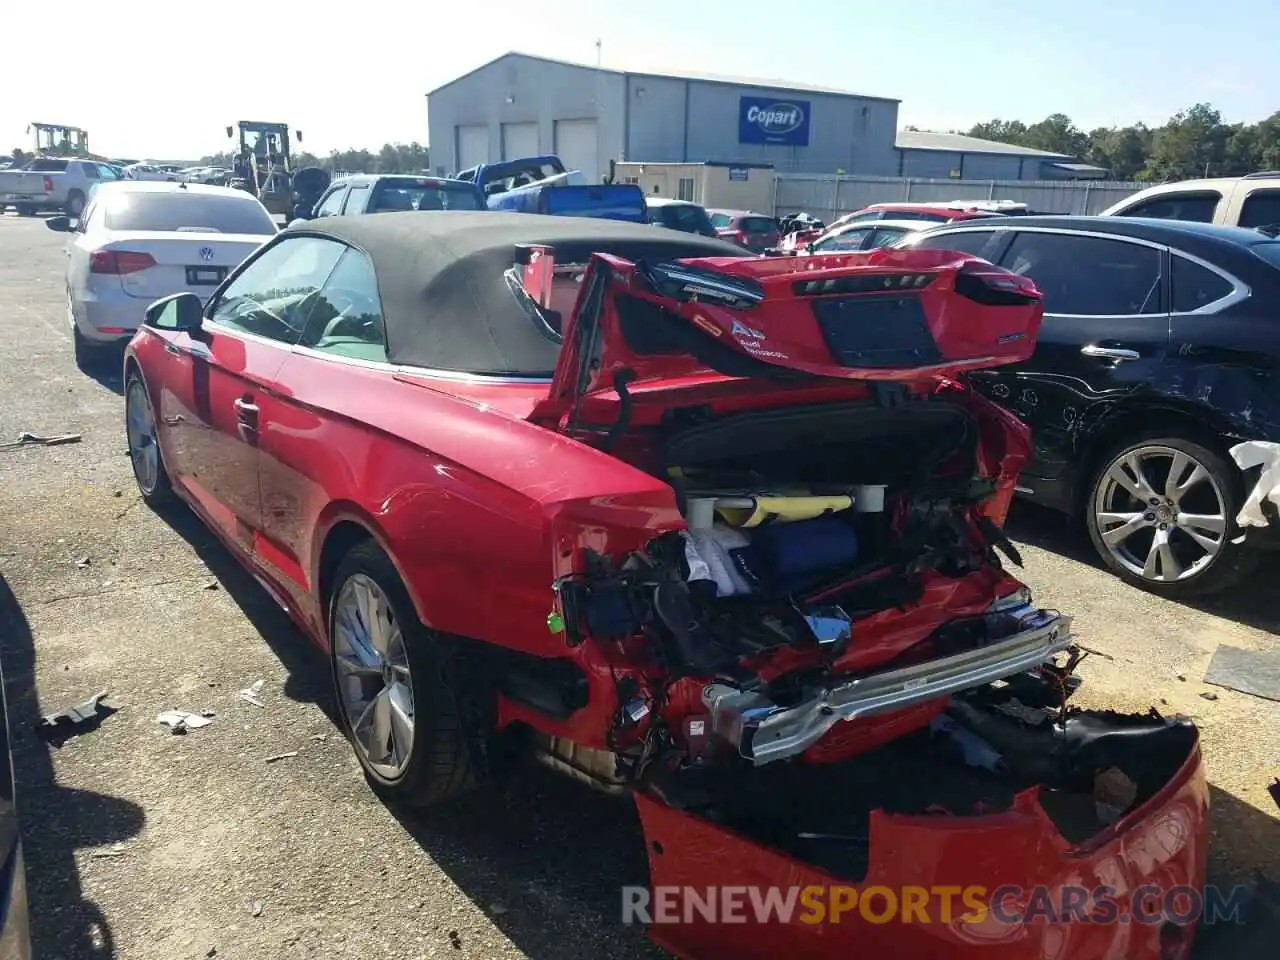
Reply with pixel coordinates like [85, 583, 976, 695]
[90, 250, 156, 275]
[954, 262, 1041, 306]
[43, 176, 54, 192]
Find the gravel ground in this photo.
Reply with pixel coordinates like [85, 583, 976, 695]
[0, 212, 1275, 959]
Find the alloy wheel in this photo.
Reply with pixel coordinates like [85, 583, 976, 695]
[333, 573, 416, 780]
[125, 379, 160, 494]
[1093, 444, 1228, 583]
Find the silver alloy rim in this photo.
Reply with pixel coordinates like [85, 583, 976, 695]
[1094, 444, 1228, 583]
[333, 574, 415, 780]
[125, 380, 160, 494]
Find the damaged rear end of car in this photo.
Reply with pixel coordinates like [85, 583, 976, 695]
[503, 245, 1208, 958]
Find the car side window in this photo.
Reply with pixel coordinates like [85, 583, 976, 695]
[710, 213, 731, 228]
[298, 248, 387, 362]
[81, 163, 100, 180]
[1001, 232, 1163, 316]
[1118, 192, 1220, 223]
[815, 229, 869, 252]
[867, 226, 910, 248]
[1171, 255, 1235, 312]
[907, 229, 998, 257]
[342, 185, 371, 214]
[1239, 190, 1280, 229]
[313, 187, 347, 218]
[209, 236, 346, 344]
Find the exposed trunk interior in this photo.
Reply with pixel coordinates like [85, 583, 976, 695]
[565, 395, 1013, 678]
[643, 687, 1200, 883]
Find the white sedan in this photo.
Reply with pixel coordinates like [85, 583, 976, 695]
[47, 180, 277, 366]
[798, 219, 931, 254]
[123, 163, 178, 182]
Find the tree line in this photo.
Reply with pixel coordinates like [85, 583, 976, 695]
[203, 142, 431, 175]
[942, 103, 1280, 182]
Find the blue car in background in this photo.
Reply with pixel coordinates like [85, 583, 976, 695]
[455, 155, 647, 222]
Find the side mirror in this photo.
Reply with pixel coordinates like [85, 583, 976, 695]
[46, 215, 71, 233]
[225, 126, 233, 138]
[295, 130, 303, 143]
[145, 292, 204, 333]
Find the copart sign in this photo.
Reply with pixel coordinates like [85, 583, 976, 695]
[738, 96, 811, 146]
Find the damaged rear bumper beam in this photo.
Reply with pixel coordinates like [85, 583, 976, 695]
[703, 606, 1073, 765]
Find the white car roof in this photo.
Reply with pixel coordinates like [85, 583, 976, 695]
[645, 196, 702, 207]
[831, 219, 931, 234]
[92, 180, 261, 200]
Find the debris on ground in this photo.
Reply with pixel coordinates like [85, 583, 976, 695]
[251, 901, 263, 918]
[203, 581, 220, 592]
[75, 555, 90, 568]
[448, 931, 462, 950]
[91, 844, 128, 859]
[310, 733, 327, 742]
[0, 430, 82, 450]
[1205, 645, 1280, 703]
[264, 751, 298, 764]
[1199, 691, 1219, 701]
[35, 690, 116, 746]
[237, 679, 266, 707]
[156, 710, 215, 734]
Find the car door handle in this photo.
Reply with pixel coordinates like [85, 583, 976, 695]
[1081, 345, 1140, 362]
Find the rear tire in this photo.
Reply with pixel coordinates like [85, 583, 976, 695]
[73, 325, 97, 370]
[1084, 432, 1258, 598]
[328, 541, 482, 808]
[124, 371, 175, 506]
[65, 190, 86, 218]
[15, 204, 34, 217]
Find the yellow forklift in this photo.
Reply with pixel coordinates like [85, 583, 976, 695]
[29, 122, 90, 157]
[226, 121, 303, 217]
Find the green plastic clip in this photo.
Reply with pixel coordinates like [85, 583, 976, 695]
[546, 609, 565, 634]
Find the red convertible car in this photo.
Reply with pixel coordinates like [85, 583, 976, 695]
[123, 212, 1207, 959]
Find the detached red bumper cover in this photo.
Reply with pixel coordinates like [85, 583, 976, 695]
[634, 740, 1209, 959]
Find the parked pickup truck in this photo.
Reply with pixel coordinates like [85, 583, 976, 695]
[455, 155, 646, 222]
[1101, 172, 1280, 230]
[0, 157, 122, 217]
[292, 173, 486, 223]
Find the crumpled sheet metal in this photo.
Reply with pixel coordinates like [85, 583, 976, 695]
[1230, 440, 1280, 527]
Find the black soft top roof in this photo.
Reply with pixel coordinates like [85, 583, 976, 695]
[291, 211, 748, 376]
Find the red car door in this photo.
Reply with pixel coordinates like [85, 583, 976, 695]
[252, 244, 389, 621]
[157, 235, 345, 553]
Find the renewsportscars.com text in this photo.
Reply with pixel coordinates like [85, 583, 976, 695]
[622, 884, 1249, 927]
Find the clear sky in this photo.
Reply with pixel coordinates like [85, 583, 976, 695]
[4, 0, 1275, 160]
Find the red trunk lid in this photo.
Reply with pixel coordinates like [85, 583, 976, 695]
[529, 247, 1043, 422]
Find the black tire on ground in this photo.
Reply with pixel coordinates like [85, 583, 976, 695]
[1084, 432, 1258, 599]
[123, 370, 175, 506]
[73, 325, 96, 370]
[65, 190, 86, 218]
[329, 540, 482, 807]
[15, 204, 35, 217]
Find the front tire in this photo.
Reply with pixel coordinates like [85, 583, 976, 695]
[1085, 433, 1257, 597]
[328, 541, 479, 807]
[124, 371, 174, 506]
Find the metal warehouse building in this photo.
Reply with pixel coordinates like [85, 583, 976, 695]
[894, 131, 1108, 181]
[426, 52, 904, 181]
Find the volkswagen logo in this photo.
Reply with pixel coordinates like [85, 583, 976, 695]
[199, 247, 215, 262]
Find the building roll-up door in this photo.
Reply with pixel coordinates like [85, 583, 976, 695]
[501, 122, 539, 160]
[554, 119, 599, 183]
[456, 125, 489, 171]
